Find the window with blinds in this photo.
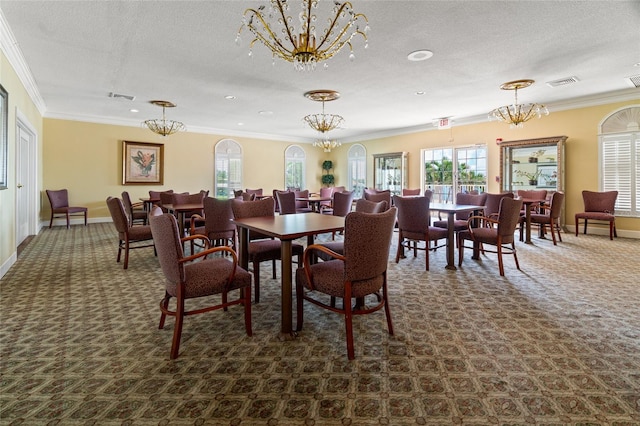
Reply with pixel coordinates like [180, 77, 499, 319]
[599, 105, 640, 217]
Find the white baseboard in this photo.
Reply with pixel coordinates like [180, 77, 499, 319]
[0, 252, 17, 279]
[567, 225, 639, 239]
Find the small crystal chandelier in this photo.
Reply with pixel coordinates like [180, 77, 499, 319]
[303, 90, 344, 133]
[236, 0, 370, 71]
[143, 100, 186, 136]
[488, 80, 549, 129]
[313, 138, 341, 153]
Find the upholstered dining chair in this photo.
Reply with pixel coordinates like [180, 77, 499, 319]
[363, 189, 391, 210]
[575, 190, 618, 240]
[432, 192, 487, 232]
[457, 197, 523, 276]
[295, 207, 397, 360]
[245, 188, 263, 198]
[106, 196, 155, 269]
[275, 191, 297, 215]
[294, 189, 313, 213]
[149, 209, 252, 359]
[483, 192, 515, 220]
[231, 197, 303, 303]
[393, 195, 448, 271]
[46, 189, 88, 229]
[121, 191, 148, 226]
[189, 197, 236, 253]
[318, 186, 335, 213]
[529, 191, 565, 245]
[354, 199, 388, 214]
[401, 188, 421, 196]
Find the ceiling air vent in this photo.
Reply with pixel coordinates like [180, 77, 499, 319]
[625, 75, 640, 88]
[108, 92, 135, 101]
[546, 76, 580, 87]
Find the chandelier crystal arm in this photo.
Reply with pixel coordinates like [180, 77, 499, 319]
[242, 8, 295, 58]
[316, 5, 367, 55]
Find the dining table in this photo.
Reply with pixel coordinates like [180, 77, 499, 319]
[429, 202, 486, 270]
[232, 213, 346, 340]
[295, 195, 333, 213]
[520, 198, 546, 244]
[163, 203, 204, 237]
[139, 197, 159, 212]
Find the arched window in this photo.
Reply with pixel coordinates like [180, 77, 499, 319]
[599, 105, 640, 217]
[348, 144, 366, 198]
[214, 139, 242, 199]
[284, 145, 305, 190]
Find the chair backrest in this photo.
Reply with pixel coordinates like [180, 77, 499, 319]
[343, 207, 397, 282]
[483, 192, 515, 217]
[245, 188, 263, 197]
[276, 191, 297, 215]
[159, 191, 178, 207]
[393, 195, 430, 233]
[548, 191, 565, 219]
[582, 190, 617, 213]
[149, 213, 185, 285]
[233, 189, 244, 198]
[333, 186, 346, 193]
[121, 191, 137, 224]
[423, 189, 434, 200]
[172, 192, 205, 205]
[106, 196, 130, 235]
[517, 189, 547, 201]
[497, 197, 524, 238]
[231, 197, 275, 240]
[46, 189, 69, 209]
[319, 187, 334, 207]
[402, 188, 421, 196]
[355, 199, 387, 213]
[363, 190, 391, 210]
[149, 189, 171, 200]
[239, 192, 256, 201]
[455, 193, 487, 219]
[272, 189, 286, 212]
[202, 197, 236, 235]
[294, 189, 309, 208]
[331, 191, 355, 217]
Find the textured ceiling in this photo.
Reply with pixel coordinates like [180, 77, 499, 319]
[1, 1, 639, 142]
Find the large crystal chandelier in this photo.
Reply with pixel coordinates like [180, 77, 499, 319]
[236, 0, 370, 71]
[144, 100, 186, 136]
[488, 80, 549, 129]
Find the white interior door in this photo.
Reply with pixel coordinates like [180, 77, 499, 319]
[16, 114, 37, 245]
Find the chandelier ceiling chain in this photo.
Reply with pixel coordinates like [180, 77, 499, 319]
[488, 79, 549, 129]
[236, 0, 370, 71]
[144, 100, 186, 137]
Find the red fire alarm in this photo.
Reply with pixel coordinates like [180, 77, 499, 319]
[496, 138, 503, 145]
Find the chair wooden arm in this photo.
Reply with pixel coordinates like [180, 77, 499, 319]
[179, 244, 239, 282]
[467, 215, 498, 232]
[189, 213, 205, 235]
[302, 244, 346, 291]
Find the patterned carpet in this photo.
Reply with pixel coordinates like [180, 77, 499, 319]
[1, 222, 639, 425]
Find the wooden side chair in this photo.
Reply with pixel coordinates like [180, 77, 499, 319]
[295, 207, 397, 360]
[149, 210, 252, 359]
[121, 191, 148, 226]
[46, 189, 88, 228]
[530, 191, 565, 245]
[575, 190, 618, 240]
[106, 196, 155, 269]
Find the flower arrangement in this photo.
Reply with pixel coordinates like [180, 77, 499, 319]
[515, 169, 542, 181]
[528, 149, 546, 163]
[132, 150, 155, 177]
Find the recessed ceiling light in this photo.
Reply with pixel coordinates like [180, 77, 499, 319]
[130, 109, 139, 113]
[407, 50, 433, 62]
[259, 110, 273, 116]
[237, 122, 244, 126]
[634, 62, 640, 67]
[225, 95, 236, 100]
[416, 91, 425, 96]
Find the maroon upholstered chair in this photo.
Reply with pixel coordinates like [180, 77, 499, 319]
[295, 207, 397, 360]
[575, 190, 618, 240]
[401, 188, 421, 196]
[121, 191, 148, 226]
[393, 195, 448, 271]
[276, 190, 297, 215]
[245, 188, 263, 197]
[363, 189, 391, 210]
[318, 186, 335, 213]
[294, 189, 313, 213]
[530, 191, 565, 245]
[354, 199, 387, 214]
[432, 192, 487, 231]
[231, 197, 303, 303]
[189, 197, 236, 252]
[46, 189, 88, 229]
[457, 197, 523, 276]
[149, 210, 252, 359]
[106, 196, 155, 269]
[483, 192, 515, 219]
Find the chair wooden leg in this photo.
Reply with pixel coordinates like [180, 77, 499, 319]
[583, 219, 588, 235]
[457, 235, 464, 266]
[116, 240, 123, 263]
[549, 221, 557, 245]
[170, 297, 185, 360]
[497, 243, 504, 276]
[243, 288, 253, 336]
[512, 243, 520, 271]
[609, 221, 614, 240]
[159, 293, 170, 329]
[84, 211, 87, 226]
[394, 233, 402, 263]
[295, 281, 304, 332]
[613, 222, 617, 238]
[66, 212, 70, 229]
[556, 221, 563, 242]
[272, 259, 276, 279]
[123, 238, 130, 269]
[49, 213, 54, 228]
[254, 261, 261, 303]
[344, 285, 355, 360]
[382, 278, 394, 336]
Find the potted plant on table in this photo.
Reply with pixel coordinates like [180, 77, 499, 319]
[515, 169, 542, 186]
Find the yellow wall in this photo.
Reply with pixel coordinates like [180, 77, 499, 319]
[0, 51, 44, 273]
[42, 119, 327, 221]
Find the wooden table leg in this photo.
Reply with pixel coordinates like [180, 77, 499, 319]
[525, 203, 533, 244]
[279, 240, 296, 340]
[445, 211, 456, 270]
